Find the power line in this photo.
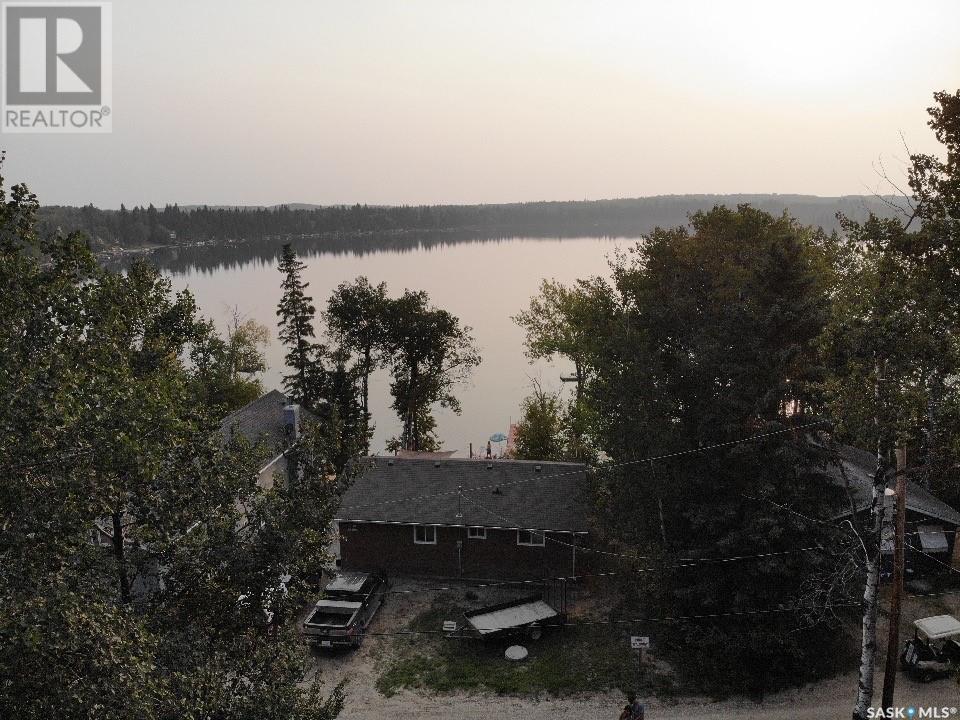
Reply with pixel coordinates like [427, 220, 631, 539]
[459, 490, 826, 566]
[353, 601, 864, 639]
[340, 419, 831, 514]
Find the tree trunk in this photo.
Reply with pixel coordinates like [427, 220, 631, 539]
[111, 509, 131, 605]
[361, 348, 371, 452]
[852, 456, 887, 720]
[925, 369, 943, 484]
[403, 363, 419, 451]
[880, 447, 907, 711]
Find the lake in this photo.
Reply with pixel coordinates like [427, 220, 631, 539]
[158, 235, 638, 455]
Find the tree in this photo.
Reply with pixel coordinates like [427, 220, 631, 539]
[513, 277, 612, 399]
[520, 205, 845, 694]
[511, 380, 595, 462]
[322, 347, 370, 470]
[382, 290, 480, 452]
[0, 165, 345, 720]
[277, 244, 325, 408]
[324, 277, 388, 448]
[191, 312, 269, 413]
[512, 382, 567, 460]
[823, 89, 960, 720]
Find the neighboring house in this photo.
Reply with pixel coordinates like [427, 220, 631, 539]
[335, 457, 591, 580]
[219, 389, 315, 489]
[87, 390, 315, 603]
[830, 445, 960, 575]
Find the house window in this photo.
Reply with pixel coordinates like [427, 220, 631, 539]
[467, 526, 487, 539]
[517, 529, 545, 546]
[414, 525, 437, 544]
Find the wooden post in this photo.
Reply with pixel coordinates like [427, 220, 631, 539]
[881, 446, 907, 711]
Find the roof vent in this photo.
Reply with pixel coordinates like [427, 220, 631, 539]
[486, 463, 493, 470]
[434, 461, 441, 468]
[387, 459, 394, 466]
[535, 464, 542, 472]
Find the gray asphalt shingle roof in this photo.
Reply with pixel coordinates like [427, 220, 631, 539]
[219, 390, 317, 467]
[336, 458, 591, 533]
[831, 445, 960, 526]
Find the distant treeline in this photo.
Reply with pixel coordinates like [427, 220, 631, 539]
[38, 194, 903, 251]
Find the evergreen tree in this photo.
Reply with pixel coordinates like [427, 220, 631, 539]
[276, 244, 325, 408]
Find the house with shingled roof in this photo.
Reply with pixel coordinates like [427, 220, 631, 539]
[335, 457, 591, 580]
[219, 389, 316, 490]
[830, 445, 960, 575]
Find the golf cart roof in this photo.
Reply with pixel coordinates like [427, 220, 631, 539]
[914, 615, 960, 640]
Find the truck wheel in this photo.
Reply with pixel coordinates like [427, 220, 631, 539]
[528, 626, 542, 641]
[920, 670, 935, 683]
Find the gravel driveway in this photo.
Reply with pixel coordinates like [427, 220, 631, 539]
[305, 577, 960, 719]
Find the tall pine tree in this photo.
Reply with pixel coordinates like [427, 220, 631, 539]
[276, 244, 325, 408]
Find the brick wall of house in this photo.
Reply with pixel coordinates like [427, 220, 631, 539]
[337, 522, 586, 580]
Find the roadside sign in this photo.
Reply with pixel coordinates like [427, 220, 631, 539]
[442, 620, 457, 633]
[630, 636, 650, 650]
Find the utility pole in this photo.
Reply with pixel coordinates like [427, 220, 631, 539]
[881, 446, 907, 711]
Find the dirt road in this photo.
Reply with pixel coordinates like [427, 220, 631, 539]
[336, 673, 959, 720]
[307, 578, 960, 719]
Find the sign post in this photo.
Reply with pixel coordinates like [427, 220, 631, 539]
[630, 636, 650, 689]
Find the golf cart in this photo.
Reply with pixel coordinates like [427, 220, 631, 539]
[901, 614, 960, 682]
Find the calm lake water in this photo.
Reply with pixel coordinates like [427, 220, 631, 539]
[161, 236, 637, 455]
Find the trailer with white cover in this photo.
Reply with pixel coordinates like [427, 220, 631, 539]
[462, 592, 566, 640]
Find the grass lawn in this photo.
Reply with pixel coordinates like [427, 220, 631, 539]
[375, 591, 674, 698]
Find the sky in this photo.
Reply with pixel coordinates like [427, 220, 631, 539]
[2, 0, 958, 208]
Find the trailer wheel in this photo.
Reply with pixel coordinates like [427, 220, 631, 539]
[920, 669, 935, 683]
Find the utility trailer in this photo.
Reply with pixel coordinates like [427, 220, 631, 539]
[462, 582, 568, 640]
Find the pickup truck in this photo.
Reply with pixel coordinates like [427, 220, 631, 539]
[303, 572, 386, 649]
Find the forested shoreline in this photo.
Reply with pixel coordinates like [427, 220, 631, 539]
[38, 194, 902, 254]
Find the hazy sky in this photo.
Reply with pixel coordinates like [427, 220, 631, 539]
[2, 0, 958, 208]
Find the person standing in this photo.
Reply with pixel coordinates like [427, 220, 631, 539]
[619, 691, 644, 719]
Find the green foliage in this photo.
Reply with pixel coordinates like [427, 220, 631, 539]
[511, 381, 595, 462]
[324, 277, 388, 448]
[513, 277, 614, 399]
[824, 90, 960, 504]
[518, 204, 847, 693]
[277, 243, 326, 408]
[0, 168, 345, 719]
[382, 290, 481, 452]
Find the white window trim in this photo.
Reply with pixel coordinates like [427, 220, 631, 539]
[467, 526, 487, 539]
[414, 525, 437, 545]
[517, 529, 545, 547]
